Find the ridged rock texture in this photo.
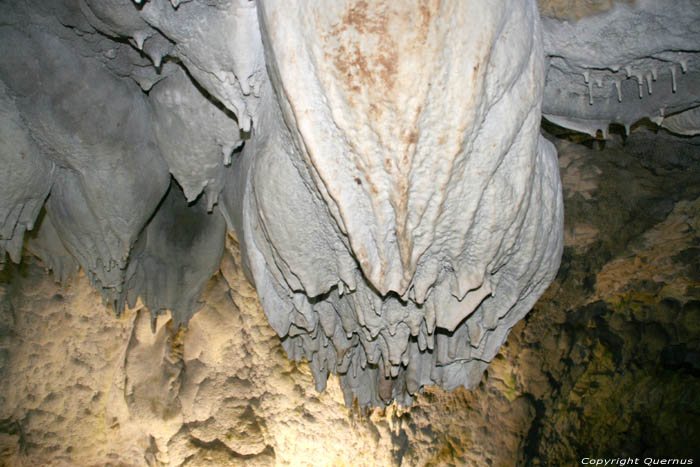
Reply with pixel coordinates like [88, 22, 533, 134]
[541, 0, 700, 138]
[0, 0, 699, 459]
[234, 0, 564, 405]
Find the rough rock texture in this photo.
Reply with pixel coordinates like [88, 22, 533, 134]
[0, 82, 54, 267]
[541, 0, 700, 138]
[1, 127, 698, 465]
[0, 0, 694, 460]
[233, 0, 563, 406]
[0, 0, 233, 321]
[0, 0, 171, 307]
[0, 0, 566, 407]
[538, 0, 635, 21]
[148, 68, 242, 209]
[123, 181, 227, 327]
[524, 128, 700, 463]
[1, 0, 699, 445]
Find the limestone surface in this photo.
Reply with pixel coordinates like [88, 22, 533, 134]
[0, 0, 567, 407]
[541, 0, 700, 137]
[238, 0, 563, 405]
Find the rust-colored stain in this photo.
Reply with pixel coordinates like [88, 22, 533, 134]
[418, 2, 432, 31]
[332, 44, 370, 94]
[338, 0, 386, 35]
[538, 0, 635, 21]
[375, 51, 398, 92]
[319, 1, 443, 281]
[325, 1, 401, 96]
[384, 158, 393, 172]
[406, 130, 418, 146]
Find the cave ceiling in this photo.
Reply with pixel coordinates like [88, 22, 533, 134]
[1, 0, 698, 407]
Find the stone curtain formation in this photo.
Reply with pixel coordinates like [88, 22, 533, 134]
[2, 0, 564, 407]
[245, 0, 564, 405]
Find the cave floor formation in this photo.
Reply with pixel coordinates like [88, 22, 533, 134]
[1, 126, 698, 466]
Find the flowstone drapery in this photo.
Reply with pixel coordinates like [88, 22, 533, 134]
[4, 0, 696, 407]
[228, 0, 564, 405]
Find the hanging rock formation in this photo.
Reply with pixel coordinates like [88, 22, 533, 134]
[1, 0, 698, 407]
[1, 127, 698, 465]
[541, 0, 700, 137]
[230, 0, 563, 405]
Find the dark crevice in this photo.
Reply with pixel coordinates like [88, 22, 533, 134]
[521, 395, 546, 467]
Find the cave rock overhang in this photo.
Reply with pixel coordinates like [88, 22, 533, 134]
[6, 0, 698, 407]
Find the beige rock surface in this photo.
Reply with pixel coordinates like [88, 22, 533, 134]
[538, 0, 635, 21]
[0, 232, 549, 466]
[0, 226, 552, 465]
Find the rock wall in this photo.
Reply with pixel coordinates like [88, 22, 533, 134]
[1, 127, 697, 465]
[1, 0, 698, 463]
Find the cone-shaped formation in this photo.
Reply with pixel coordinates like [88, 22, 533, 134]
[223, 0, 564, 405]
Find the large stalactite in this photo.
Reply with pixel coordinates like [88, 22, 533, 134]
[237, 0, 564, 405]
